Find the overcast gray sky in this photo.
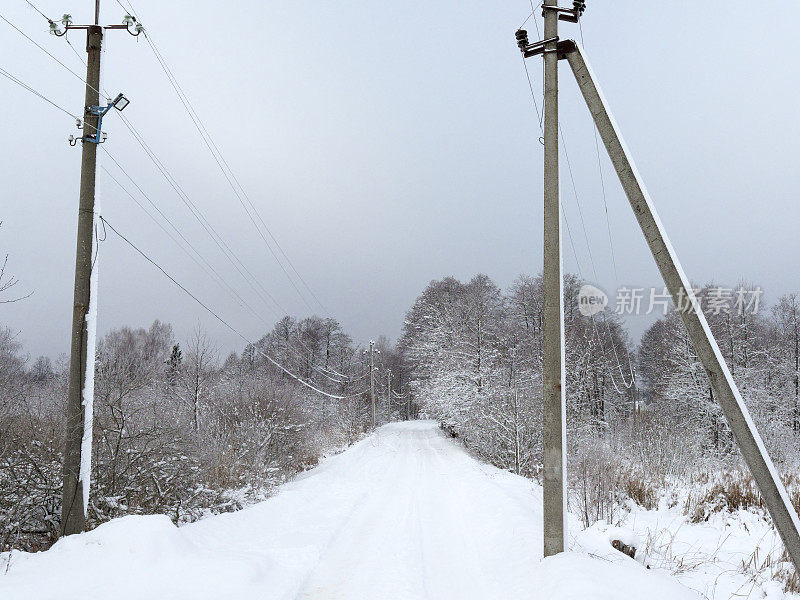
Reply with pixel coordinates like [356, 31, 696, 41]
[2, 0, 800, 359]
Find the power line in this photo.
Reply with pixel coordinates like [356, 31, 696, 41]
[115, 112, 289, 317]
[518, 17, 583, 274]
[99, 214, 366, 401]
[22, 0, 86, 67]
[559, 126, 598, 277]
[3, 6, 274, 328]
[0, 10, 88, 88]
[7, 4, 362, 398]
[520, 2, 544, 128]
[103, 147, 361, 390]
[145, 36, 316, 312]
[23, 0, 50, 22]
[132, 9, 323, 312]
[523, 4, 598, 277]
[558, 130, 635, 390]
[99, 149, 270, 326]
[0, 8, 100, 138]
[0, 64, 79, 119]
[10, 6, 365, 388]
[6, 5, 325, 319]
[578, 21, 621, 286]
[520, 6, 634, 391]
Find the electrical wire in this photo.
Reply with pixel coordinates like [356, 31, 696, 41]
[6, 5, 331, 348]
[0, 8, 103, 140]
[114, 112, 288, 317]
[99, 214, 367, 401]
[10, 5, 383, 393]
[521, 5, 635, 391]
[120, 0, 324, 313]
[519, 26, 584, 277]
[100, 149, 271, 326]
[0, 11, 88, 88]
[559, 128, 598, 277]
[0, 64, 79, 119]
[144, 36, 315, 313]
[579, 21, 621, 285]
[528, 4, 634, 390]
[115, 8, 326, 324]
[3, 6, 312, 346]
[22, 0, 50, 22]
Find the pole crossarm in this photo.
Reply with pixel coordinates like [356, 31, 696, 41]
[558, 40, 800, 572]
[542, 1, 585, 23]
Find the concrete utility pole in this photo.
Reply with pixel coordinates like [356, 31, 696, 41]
[516, 0, 585, 559]
[59, 1, 139, 536]
[369, 340, 376, 428]
[61, 20, 103, 538]
[541, 0, 567, 557]
[561, 40, 800, 574]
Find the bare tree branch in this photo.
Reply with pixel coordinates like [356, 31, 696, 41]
[0, 222, 32, 304]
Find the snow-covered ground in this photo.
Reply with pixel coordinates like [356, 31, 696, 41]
[0, 421, 704, 599]
[609, 495, 795, 599]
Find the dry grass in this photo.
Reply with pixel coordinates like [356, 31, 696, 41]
[738, 545, 800, 595]
[618, 465, 659, 510]
[684, 470, 800, 524]
[680, 470, 800, 594]
[685, 471, 762, 523]
[569, 447, 662, 527]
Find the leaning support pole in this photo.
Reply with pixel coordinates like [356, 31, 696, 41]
[563, 41, 800, 571]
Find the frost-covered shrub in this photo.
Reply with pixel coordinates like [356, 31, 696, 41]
[568, 440, 661, 527]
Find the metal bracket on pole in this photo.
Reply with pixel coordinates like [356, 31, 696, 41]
[516, 30, 577, 60]
[82, 104, 110, 144]
[542, 1, 586, 23]
[82, 93, 130, 144]
[50, 14, 143, 38]
[559, 40, 800, 573]
[515, 30, 559, 58]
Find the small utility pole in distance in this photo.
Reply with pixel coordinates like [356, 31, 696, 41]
[57, 1, 140, 537]
[386, 369, 391, 423]
[369, 341, 376, 429]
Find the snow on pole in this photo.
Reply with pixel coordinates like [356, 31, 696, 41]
[78, 41, 105, 519]
[80, 205, 98, 518]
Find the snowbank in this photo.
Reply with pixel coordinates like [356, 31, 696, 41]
[534, 552, 699, 600]
[614, 494, 796, 599]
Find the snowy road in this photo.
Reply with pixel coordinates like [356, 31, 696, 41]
[0, 421, 697, 599]
[282, 421, 544, 599]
